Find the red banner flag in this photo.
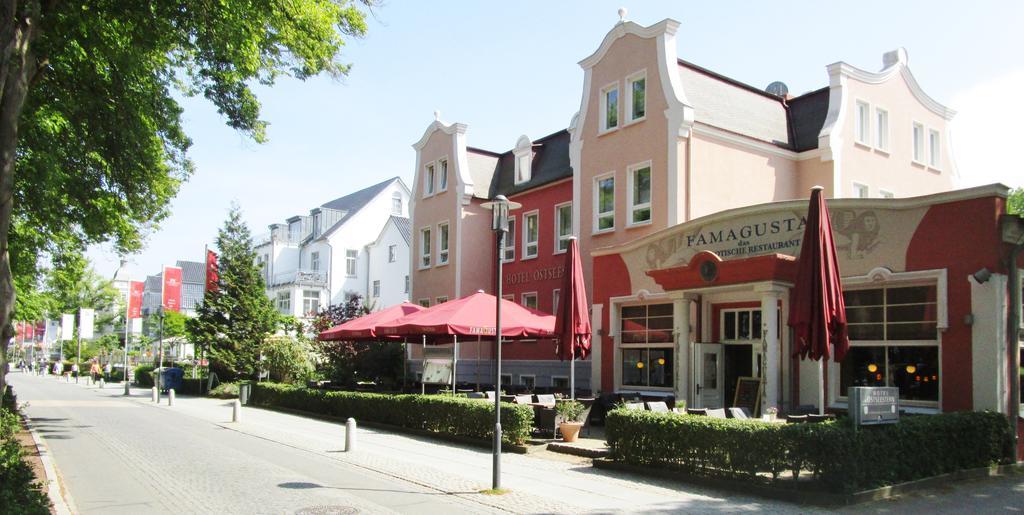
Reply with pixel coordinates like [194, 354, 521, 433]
[25, 322, 34, 340]
[128, 281, 145, 319]
[206, 249, 219, 293]
[162, 266, 183, 312]
[15, 321, 23, 342]
[34, 321, 45, 342]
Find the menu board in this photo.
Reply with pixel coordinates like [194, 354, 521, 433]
[421, 359, 453, 385]
[732, 376, 762, 416]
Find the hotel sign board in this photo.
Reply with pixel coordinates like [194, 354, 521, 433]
[849, 387, 899, 425]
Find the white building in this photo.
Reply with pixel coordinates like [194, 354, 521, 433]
[255, 177, 412, 318]
[366, 216, 412, 310]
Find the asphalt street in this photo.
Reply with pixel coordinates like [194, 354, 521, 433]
[9, 373, 496, 514]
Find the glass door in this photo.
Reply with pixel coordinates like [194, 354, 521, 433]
[692, 343, 724, 408]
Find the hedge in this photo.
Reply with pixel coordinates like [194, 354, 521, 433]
[251, 383, 534, 445]
[0, 390, 51, 514]
[605, 409, 1013, 493]
[134, 365, 156, 388]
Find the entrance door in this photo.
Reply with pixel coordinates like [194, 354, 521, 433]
[692, 343, 724, 408]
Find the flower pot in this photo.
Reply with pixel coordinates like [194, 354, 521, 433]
[559, 421, 583, 442]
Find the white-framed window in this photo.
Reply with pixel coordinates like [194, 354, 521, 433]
[424, 162, 435, 196]
[853, 182, 869, 198]
[438, 158, 448, 191]
[721, 308, 764, 342]
[372, 280, 380, 298]
[276, 291, 291, 315]
[855, 100, 870, 145]
[594, 173, 615, 232]
[523, 211, 539, 259]
[514, 136, 532, 185]
[879, 189, 895, 199]
[519, 374, 536, 390]
[620, 303, 674, 389]
[419, 227, 431, 269]
[600, 82, 619, 132]
[552, 376, 569, 389]
[345, 249, 357, 277]
[912, 122, 925, 163]
[391, 192, 402, 215]
[404, 275, 409, 294]
[626, 70, 646, 123]
[555, 202, 573, 253]
[521, 292, 538, 310]
[302, 290, 320, 316]
[840, 284, 939, 405]
[437, 222, 449, 265]
[418, 298, 430, 308]
[552, 289, 561, 314]
[388, 244, 396, 263]
[928, 129, 941, 169]
[875, 108, 889, 151]
[436, 296, 448, 304]
[628, 162, 652, 226]
[502, 217, 516, 262]
[311, 251, 320, 272]
[502, 294, 514, 301]
[500, 373, 512, 386]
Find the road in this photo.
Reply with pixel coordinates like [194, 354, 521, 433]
[7, 372, 1024, 514]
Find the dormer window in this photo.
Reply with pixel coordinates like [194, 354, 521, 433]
[600, 82, 619, 132]
[424, 162, 435, 196]
[514, 135, 532, 184]
[438, 158, 449, 191]
[391, 192, 402, 215]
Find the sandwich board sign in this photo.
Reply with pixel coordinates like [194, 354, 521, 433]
[849, 386, 899, 425]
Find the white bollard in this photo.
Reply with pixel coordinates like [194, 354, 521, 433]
[65, 374, 71, 383]
[232, 400, 241, 423]
[99, 378, 105, 389]
[344, 418, 357, 452]
[152, 386, 158, 403]
[168, 389, 175, 406]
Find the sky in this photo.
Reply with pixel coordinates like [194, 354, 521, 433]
[87, 1, 1024, 280]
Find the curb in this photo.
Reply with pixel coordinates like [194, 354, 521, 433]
[592, 458, 1024, 506]
[547, 441, 610, 458]
[21, 410, 77, 515]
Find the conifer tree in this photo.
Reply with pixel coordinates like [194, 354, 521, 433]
[187, 206, 277, 380]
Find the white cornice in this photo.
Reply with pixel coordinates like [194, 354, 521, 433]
[412, 120, 468, 151]
[829, 50, 956, 121]
[693, 124, 821, 161]
[591, 183, 1010, 257]
[579, 19, 680, 70]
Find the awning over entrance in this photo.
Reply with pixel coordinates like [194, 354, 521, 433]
[645, 250, 798, 291]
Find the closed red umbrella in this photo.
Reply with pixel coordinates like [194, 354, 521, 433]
[376, 290, 555, 338]
[554, 238, 591, 398]
[788, 186, 849, 414]
[317, 301, 425, 341]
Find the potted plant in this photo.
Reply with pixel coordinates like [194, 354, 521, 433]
[556, 400, 586, 442]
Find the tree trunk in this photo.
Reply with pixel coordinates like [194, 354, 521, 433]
[0, 0, 41, 396]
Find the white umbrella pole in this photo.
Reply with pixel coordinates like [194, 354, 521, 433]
[421, 335, 426, 395]
[476, 335, 481, 392]
[453, 335, 458, 397]
[818, 359, 825, 416]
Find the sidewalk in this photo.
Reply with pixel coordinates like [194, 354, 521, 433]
[67, 382, 808, 514]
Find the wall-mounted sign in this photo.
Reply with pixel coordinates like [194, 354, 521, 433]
[849, 386, 899, 425]
[505, 264, 565, 286]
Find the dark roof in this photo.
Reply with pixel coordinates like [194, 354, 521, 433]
[787, 87, 830, 152]
[488, 129, 572, 198]
[391, 216, 412, 245]
[175, 260, 206, 285]
[318, 177, 400, 240]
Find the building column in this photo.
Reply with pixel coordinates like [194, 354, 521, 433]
[673, 294, 697, 404]
[756, 284, 785, 413]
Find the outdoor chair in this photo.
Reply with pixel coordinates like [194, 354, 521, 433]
[707, 408, 728, 419]
[807, 413, 835, 423]
[728, 407, 752, 419]
[534, 394, 556, 406]
[513, 394, 533, 405]
[786, 414, 808, 424]
[574, 398, 596, 437]
[466, 392, 486, 399]
[685, 408, 708, 416]
[484, 391, 496, 400]
[624, 402, 645, 410]
[532, 404, 562, 438]
[645, 401, 670, 413]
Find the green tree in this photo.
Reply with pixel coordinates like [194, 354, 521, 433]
[187, 206, 277, 380]
[0, 0, 374, 402]
[1009, 187, 1024, 215]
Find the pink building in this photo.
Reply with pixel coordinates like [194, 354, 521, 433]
[409, 16, 973, 400]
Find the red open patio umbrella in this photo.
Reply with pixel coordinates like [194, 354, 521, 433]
[554, 237, 591, 399]
[317, 301, 425, 342]
[787, 186, 849, 415]
[376, 290, 555, 338]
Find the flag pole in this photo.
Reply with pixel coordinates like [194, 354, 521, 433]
[124, 280, 131, 396]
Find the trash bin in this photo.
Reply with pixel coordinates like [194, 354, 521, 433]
[158, 367, 184, 393]
[238, 382, 252, 405]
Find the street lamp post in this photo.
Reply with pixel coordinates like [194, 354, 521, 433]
[481, 194, 520, 491]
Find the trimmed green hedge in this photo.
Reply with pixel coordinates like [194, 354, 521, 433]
[252, 383, 534, 445]
[1, 392, 51, 513]
[606, 409, 1013, 493]
[134, 365, 156, 388]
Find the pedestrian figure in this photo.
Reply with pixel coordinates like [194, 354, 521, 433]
[53, 362, 61, 376]
[104, 362, 112, 380]
[90, 361, 101, 382]
[71, 362, 79, 378]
